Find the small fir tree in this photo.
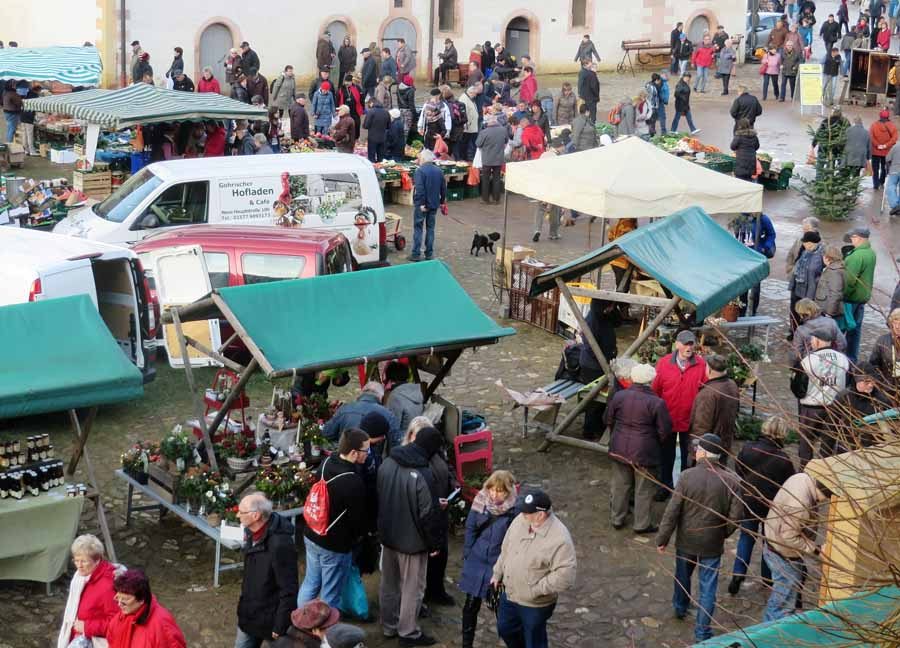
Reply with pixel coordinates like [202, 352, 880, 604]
[800, 114, 862, 221]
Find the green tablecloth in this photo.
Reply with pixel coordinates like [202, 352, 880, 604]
[0, 489, 84, 583]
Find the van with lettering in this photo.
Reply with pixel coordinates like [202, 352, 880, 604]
[53, 153, 387, 267]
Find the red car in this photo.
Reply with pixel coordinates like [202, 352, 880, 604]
[133, 225, 355, 364]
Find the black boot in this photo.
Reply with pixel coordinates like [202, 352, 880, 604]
[461, 595, 482, 648]
[727, 575, 744, 596]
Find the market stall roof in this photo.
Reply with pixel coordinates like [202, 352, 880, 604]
[0, 46, 103, 86]
[696, 586, 900, 647]
[0, 295, 143, 419]
[172, 260, 516, 377]
[528, 207, 769, 321]
[24, 83, 266, 129]
[504, 136, 763, 218]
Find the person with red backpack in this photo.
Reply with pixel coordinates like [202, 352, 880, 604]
[298, 429, 370, 610]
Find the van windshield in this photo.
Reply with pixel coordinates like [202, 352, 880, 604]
[93, 168, 164, 223]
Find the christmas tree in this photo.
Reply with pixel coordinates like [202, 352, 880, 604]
[800, 114, 862, 221]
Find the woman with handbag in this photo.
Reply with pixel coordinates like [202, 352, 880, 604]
[459, 471, 518, 648]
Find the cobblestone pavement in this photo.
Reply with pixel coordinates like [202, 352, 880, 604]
[2, 49, 899, 648]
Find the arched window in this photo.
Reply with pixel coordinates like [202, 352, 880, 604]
[438, 0, 456, 32]
[572, 0, 587, 28]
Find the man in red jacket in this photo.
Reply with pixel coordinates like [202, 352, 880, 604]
[652, 330, 707, 500]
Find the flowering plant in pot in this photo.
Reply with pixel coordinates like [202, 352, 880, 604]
[202, 481, 235, 527]
[120, 441, 158, 484]
[178, 467, 223, 514]
[720, 297, 744, 323]
[159, 425, 194, 472]
[216, 434, 257, 471]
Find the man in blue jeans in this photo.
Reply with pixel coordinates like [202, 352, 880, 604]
[842, 226, 877, 362]
[409, 149, 446, 262]
[298, 429, 369, 609]
[656, 434, 742, 642]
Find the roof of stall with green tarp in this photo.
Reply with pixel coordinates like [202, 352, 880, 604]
[0, 295, 143, 418]
[528, 207, 770, 321]
[177, 260, 516, 377]
[0, 46, 103, 86]
[696, 586, 900, 647]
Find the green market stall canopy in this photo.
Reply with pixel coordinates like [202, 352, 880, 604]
[0, 295, 143, 419]
[0, 46, 103, 86]
[696, 586, 900, 647]
[24, 83, 266, 129]
[528, 207, 770, 322]
[172, 260, 516, 377]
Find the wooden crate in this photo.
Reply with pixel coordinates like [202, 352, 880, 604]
[147, 463, 181, 504]
[73, 170, 111, 198]
[390, 187, 414, 206]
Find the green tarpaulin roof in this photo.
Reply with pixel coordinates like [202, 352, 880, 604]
[0, 46, 102, 86]
[24, 83, 266, 129]
[528, 207, 770, 322]
[179, 260, 515, 377]
[0, 295, 143, 418]
[696, 586, 900, 646]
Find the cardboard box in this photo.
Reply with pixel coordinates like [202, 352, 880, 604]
[495, 245, 535, 289]
[51, 149, 77, 164]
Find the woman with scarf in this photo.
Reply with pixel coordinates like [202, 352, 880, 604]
[459, 470, 519, 648]
[337, 73, 365, 139]
[105, 569, 186, 648]
[57, 534, 120, 648]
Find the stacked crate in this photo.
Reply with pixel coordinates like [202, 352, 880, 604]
[509, 259, 559, 333]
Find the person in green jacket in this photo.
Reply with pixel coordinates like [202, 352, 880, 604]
[843, 226, 877, 362]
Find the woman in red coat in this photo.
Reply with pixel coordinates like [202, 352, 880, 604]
[106, 569, 186, 648]
[58, 534, 120, 648]
[519, 116, 546, 160]
[197, 66, 222, 94]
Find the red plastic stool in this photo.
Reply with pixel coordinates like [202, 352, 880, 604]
[454, 430, 493, 501]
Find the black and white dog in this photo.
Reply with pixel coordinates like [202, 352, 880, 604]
[470, 231, 501, 256]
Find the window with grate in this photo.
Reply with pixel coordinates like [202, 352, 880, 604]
[438, 0, 456, 32]
[394, 0, 403, 7]
[572, 0, 587, 28]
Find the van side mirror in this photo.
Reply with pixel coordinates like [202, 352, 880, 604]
[141, 213, 160, 229]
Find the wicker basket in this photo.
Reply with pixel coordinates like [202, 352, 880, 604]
[227, 456, 254, 471]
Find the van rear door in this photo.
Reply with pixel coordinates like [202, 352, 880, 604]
[142, 245, 221, 368]
[36, 259, 98, 305]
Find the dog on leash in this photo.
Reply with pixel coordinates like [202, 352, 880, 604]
[470, 231, 501, 256]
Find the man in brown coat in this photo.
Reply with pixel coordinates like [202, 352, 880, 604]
[316, 32, 335, 71]
[688, 354, 739, 466]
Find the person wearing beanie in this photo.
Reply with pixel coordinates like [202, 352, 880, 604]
[377, 426, 444, 646]
[604, 363, 672, 533]
[323, 382, 401, 453]
[656, 434, 742, 642]
[490, 489, 576, 648]
[312, 80, 336, 135]
[386, 107, 406, 160]
[788, 230, 824, 331]
[870, 108, 898, 189]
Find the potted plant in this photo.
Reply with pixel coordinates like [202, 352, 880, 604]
[120, 442, 157, 484]
[721, 297, 744, 323]
[220, 504, 244, 543]
[217, 434, 257, 472]
[160, 425, 194, 473]
[202, 482, 235, 527]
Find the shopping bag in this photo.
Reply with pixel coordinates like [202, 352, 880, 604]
[340, 564, 370, 621]
[842, 302, 858, 331]
[473, 147, 483, 169]
[400, 171, 413, 191]
[467, 165, 480, 186]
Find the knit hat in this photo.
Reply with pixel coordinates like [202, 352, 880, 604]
[325, 623, 366, 648]
[881, 109, 891, 119]
[291, 600, 340, 631]
[630, 364, 656, 385]
[389, 108, 401, 119]
[413, 426, 443, 459]
[320, 81, 331, 91]
[694, 433, 724, 454]
[359, 412, 389, 440]
[801, 231, 821, 243]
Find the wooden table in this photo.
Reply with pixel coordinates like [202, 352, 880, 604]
[116, 469, 302, 587]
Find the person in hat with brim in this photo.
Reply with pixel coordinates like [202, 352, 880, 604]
[656, 434, 742, 643]
[272, 599, 366, 648]
[316, 31, 336, 72]
[491, 489, 576, 648]
[604, 363, 672, 533]
[652, 330, 708, 501]
[796, 325, 849, 467]
[434, 38, 459, 86]
[842, 226, 877, 363]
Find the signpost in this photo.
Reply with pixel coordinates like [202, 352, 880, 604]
[799, 63, 824, 116]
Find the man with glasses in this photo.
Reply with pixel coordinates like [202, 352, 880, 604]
[299, 429, 370, 608]
[234, 492, 298, 648]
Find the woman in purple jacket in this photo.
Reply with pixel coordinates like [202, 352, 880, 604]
[459, 470, 518, 648]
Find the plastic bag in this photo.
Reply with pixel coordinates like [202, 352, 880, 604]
[400, 171, 413, 191]
[340, 564, 369, 621]
[67, 637, 92, 648]
[473, 148, 483, 169]
[467, 165, 480, 186]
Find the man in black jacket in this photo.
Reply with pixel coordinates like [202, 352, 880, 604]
[820, 14, 842, 53]
[361, 48, 377, 102]
[363, 98, 391, 162]
[289, 95, 310, 141]
[434, 38, 458, 85]
[377, 427, 444, 647]
[298, 429, 369, 609]
[827, 362, 893, 452]
[670, 22, 684, 73]
[729, 85, 763, 132]
[577, 59, 600, 124]
[239, 41, 260, 78]
[172, 70, 194, 92]
[235, 493, 298, 647]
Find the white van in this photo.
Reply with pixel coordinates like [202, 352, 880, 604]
[53, 153, 387, 266]
[0, 228, 157, 383]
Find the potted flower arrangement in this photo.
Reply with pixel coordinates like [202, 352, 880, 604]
[216, 434, 257, 472]
[202, 481, 235, 527]
[220, 504, 244, 543]
[720, 297, 744, 323]
[159, 424, 194, 473]
[178, 467, 223, 514]
[120, 441, 158, 484]
[255, 464, 316, 509]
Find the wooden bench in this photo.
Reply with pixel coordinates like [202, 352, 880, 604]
[521, 378, 584, 437]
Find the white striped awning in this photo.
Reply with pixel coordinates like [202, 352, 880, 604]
[0, 46, 103, 86]
[24, 83, 267, 129]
